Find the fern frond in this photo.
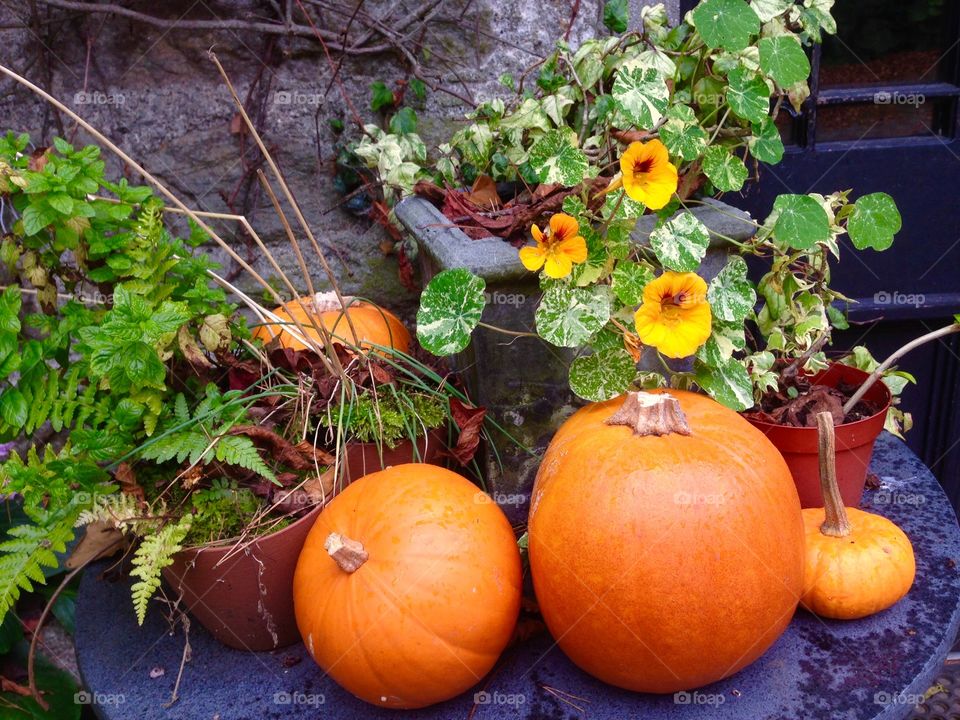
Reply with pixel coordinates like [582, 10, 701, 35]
[213, 435, 277, 484]
[129, 517, 190, 625]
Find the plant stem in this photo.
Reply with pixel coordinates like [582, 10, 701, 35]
[477, 321, 539, 339]
[842, 322, 960, 414]
[816, 411, 852, 537]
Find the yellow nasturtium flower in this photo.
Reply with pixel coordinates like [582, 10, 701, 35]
[519, 213, 588, 279]
[619, 139, 679, 210]
[634, 271, 712, 358]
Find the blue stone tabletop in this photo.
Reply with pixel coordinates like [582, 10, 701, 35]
[75, 434, 960, 719]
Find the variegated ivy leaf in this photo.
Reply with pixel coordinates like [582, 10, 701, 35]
[802, 0, 837, 39]
[750, 0, 791, 22]
[535, 285, 612, 347]
[746, 350, 778, 394]
[759, 36, 811, 87]
[708, 256, 755, 323]
[695, 355, 754, 411]
[726, 67, 770, 124]
[528, 130, 589, 187]
[702, 146, 748, 192]
[748, 116, 785, 164]
[847, 192, 901, 251]
[691, 0, 760, 52]
[499, 98, 552, 133]
[611, 66, 669, 130]
[416, 269, 486, 356]
[611, 261, 655, 305]
[712, 320, 747, 357]
[649, 212, 710, 272]
[451, 123, 494, 167]
[622, 47, 677, 78]
[569, 348, 637, 401]
[769, 194, 831, 249]
[572, 40, 605, 89]
[542, 93, 576, 126]
[659, 105, 708, 162]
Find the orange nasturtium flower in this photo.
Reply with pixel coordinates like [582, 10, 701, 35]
[634, 271, 712, 359]
[619, 139, 678, 210]
[519, 213, 588, 279]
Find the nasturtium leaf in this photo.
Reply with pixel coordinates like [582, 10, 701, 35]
[702, 146, 748, 192]
[659, 105, 708, 162]
[611, 261, 654, 305]
[759, 36, 811, 87]
[528, 130, 589, 187]
[649, 212, 711, 272]
[710, 320, 748, 358]
[708, 256, 756, 323]
[691, 0, 760, 52]
[569, 348, 637, 401]
[695, 355, 754, 411]
[726, 67, 770, 124]
[748, 116, 785, 164]
[603, 0, 629, 33]
[416, 268, 486, 356]
[536, 285, 612, 347]
[750, 0, 791, 21]
[611, 66, 670, 130]
[590, 324, 624, 353]
[847, 192, 901, 251]
[770, 194, 831, 249]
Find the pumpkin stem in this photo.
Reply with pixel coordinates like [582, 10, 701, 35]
[605, 391, 691, 437]
[324, 532, 368, 573]
[816, 411, 852, 537]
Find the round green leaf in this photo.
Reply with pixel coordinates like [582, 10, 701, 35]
[759, 36, 811, 87]
[569, 348, 637, 401]
[750, 0, 792, 22]
[659, 105, 709, 162]
[649, 212, 711, 272]
[770, 194, 830, 249]
[708, 256, 756, 323]
[528, 129, 589, 187]
[847, 192, 901, 251]
[611, 261, 654, 305]
[702, 146, 748, 192]
[726, 67, 770, 124]
[748, 117, 785, 164]
[416, 269, 486, 356]
[691, 0, 760, 52]
[535, 285, 612, 347]
[612, 66, 670, 130]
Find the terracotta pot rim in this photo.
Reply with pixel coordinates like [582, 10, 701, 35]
[178, 501, 323, 556]
[742, 363, 892, 433]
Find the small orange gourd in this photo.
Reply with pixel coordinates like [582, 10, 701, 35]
[801, 412, 915, 620]
[253, 292, 411, 353]
[293, 464, 522, 709]
[528, 390, 805, 693]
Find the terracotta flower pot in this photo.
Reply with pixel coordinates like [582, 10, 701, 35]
[744, 363, 892, 509]
[340, 427, 447, 482]
[162, 502, 323, 651]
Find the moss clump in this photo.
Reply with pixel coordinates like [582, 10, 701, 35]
[325, 390, 447, 448]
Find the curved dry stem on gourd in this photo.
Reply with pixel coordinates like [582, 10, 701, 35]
[605, 391, 692, 437]
[816, 411, 852, 537]
[325, 532, 368, 573]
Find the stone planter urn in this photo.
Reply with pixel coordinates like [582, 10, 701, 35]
[394, 197, 756, 525]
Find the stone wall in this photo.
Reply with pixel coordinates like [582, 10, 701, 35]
[0, 0, 675, 317]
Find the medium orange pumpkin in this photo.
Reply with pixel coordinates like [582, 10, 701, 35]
[293, 463, 522, 709]
[801, 412, 915, 620]
[253, 292, 411, 353]
[528, 390, 805, 693]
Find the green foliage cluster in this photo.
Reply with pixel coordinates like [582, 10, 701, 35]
[325, 389, 448, 448]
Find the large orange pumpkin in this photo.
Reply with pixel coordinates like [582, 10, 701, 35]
[529, 390, 804, 693]
[253, 292, 411, 353]
[293, 463, 522, 709]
